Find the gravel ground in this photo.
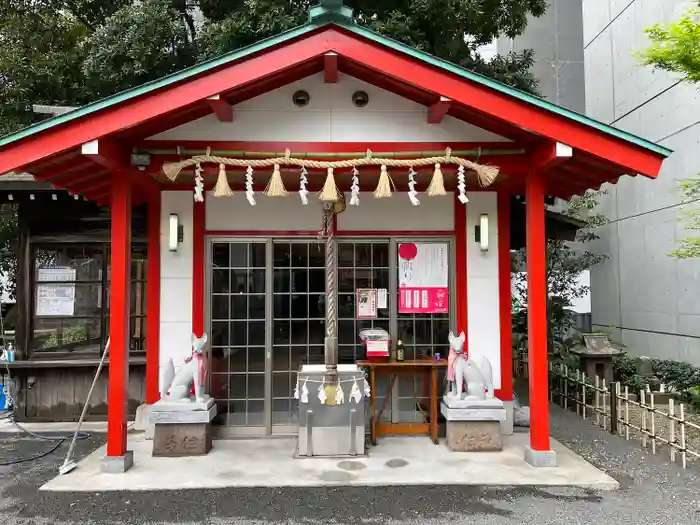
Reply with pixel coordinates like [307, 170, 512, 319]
[3, 406, 700, 525]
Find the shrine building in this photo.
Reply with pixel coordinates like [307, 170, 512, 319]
[0, 1, 670, 472]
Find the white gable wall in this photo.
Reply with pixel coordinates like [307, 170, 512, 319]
[155, 72, 506, 394]
[148, 73, 511, 143]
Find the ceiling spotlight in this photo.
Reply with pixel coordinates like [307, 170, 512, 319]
[292, 90, 311, 107]
[352, 91, 369, 108]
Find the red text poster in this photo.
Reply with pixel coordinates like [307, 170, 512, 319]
[398, 243, 449, 314]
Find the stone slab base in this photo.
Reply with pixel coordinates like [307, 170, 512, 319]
[100, 450, 134, 473]
[446, 420, 503, 451]
[153, 423, 212, 457]
[151, 396, 214, 412]
[441, 403, 505, 422]
[146, 404, 217, 440]
[524, 445, 557, 467]
[134, 404, 151, 432]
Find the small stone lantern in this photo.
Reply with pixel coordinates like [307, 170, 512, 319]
[571, 333, 622, 384]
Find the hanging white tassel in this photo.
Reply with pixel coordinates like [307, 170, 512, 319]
[363, 378, 371, 397]
[350, 167, 360, 206]
[408, 167, 420, 206]
[293, 379, 300, 400]
[335, 383, 345, 405]
[457, 165, 468, 204]
[301, 379, 309, 404]
[193, 163, 204, 202]
[318, 382, 327, 404]
[350, 379, 362, 403]
[299, 167, 309, 205]
[245, 166, 256, 206]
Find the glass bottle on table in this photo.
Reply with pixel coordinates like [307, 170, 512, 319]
[396, 340, 405, 362]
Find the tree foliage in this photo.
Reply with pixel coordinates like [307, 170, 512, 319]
[639, 3, 700, 259]
[0, 0, 547, 138]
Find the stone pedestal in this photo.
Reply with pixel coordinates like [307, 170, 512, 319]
[153, 423, 212, 457]
[441, 398, 505, 452]
[149, 397, 216, 457]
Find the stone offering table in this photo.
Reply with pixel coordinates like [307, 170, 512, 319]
[148, 397, 216, 457]
[441, 398, 505, 452]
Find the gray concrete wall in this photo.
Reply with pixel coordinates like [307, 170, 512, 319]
[583, 0, 700, 364]
[498, 0, 586, 112]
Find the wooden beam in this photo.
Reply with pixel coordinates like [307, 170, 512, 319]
[427, 97, 451, 124]
[106, 170, 132, 465]
[192, 195, 206, 339]
[497, 192, 513, 403]
[146, 192, 161, 404]
[525, 169, 552, 457]
[324, 52, 339, 83]
[206, 94, 233, 122]
[72, 180, 110, 196]
[530, 141, 573, 173]
[81, 139, 160, 196]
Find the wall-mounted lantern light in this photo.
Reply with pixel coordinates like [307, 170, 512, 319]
[474, 213, 489, 252]
[169, 213, 183, 252]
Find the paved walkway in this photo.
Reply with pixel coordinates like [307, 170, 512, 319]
[2, 405, 700, 524]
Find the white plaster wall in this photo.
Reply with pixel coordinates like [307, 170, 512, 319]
[465, 192, 501, 389]
[148, 74, 510, 143]
[206, 194, 325, 231]
[337, 192, 453, 231]
[159, 191, 194, 385]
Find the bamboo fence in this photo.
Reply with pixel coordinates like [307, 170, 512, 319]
[515, 356, 700, 469]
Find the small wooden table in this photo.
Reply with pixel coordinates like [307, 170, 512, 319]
[358, 359, 447, 445]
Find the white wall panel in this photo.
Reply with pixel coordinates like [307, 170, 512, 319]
[148, 74, 510, 143]
[159, 191, 194, 386]
[465, 192, 501, 389]
[337, 192, 453, 231]
[206, 194, 325, 231]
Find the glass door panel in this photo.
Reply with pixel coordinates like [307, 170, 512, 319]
[272, 241, 325, 427]
[210, 241, 267, 427]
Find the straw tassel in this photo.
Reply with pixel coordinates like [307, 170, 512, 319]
[319, 167, 340, 202]
[373, 165, 393, 198]
[162, 162, 183, 181]
[474, 164, 500, 187]
[264, 164, 288, 197]
[211, 163, 234, 197]
[427, 163, 447, 196]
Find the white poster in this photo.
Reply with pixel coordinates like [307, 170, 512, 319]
[356, 288, 378, 319]
[36, 268, 76, 316]
[398, 243, 449, 314]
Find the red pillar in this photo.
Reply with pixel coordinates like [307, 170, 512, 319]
[145, 192, 161, 404]
[454, 196, 468, 346]
[192, 195, 206, 337]
[498, 193, 513, 401]
[107, 171, 132, 459]
[525, 170, 551, 453]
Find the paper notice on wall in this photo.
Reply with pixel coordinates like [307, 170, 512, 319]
[356, 288, 378, 319]
[377, 289, 388, 309]
[398, 243, 449, 314]
[36, 268, 76, 316]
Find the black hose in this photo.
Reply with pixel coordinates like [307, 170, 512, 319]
[1, 362, 91, 466]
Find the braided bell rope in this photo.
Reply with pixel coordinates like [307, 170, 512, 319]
[162, 147, 499, 187]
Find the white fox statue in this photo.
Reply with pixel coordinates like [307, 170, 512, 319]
[160, 333, 210, 403]
[445, 330, 494, 401]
